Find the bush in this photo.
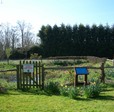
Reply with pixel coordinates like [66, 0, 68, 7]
[68, 87, 80, 99]
[30, 53, 42, 59]
[53, 61, 68, 66]
[10, 50, 25, 59]
[60, 86, 69, 96]
[44, 82, 60, 95]
[0, 79, 8, 88]
[83, 81, 101, 98]
[8, 82, 16, 90]
[0, 79, 16, 93]
[0, 79, 8, 94]
[0, 87, 7, 94]
[60, 86, 80, 99]
[28, 45, 43, 57]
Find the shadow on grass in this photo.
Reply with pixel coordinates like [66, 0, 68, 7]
[94, 95, 114, 101]
[74, 97, 92, 101]
[0, 87, 114, 102]
[73, 94, 114, 101]
[0, 89, 35, 96]
[108, 84, 114, 88]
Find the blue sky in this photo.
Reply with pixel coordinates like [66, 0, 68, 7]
[0, 0, 114, 34]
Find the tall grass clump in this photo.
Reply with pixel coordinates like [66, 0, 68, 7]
[83, 80, 101, 98]
[60, 86, 80, 99]
[44, 82, 60, 95]
[0, 79, 16, 94]
[0, 79, 8, 93]
[68, 87, 80, 99]
[60, 86, 69, 96]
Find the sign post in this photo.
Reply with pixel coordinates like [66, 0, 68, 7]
[74, 67, 89, 87]
[23, 64, 34, 73]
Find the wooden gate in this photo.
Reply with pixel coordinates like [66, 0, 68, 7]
[17, 61, 44, 90]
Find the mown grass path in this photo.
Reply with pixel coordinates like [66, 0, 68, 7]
[0, 87, 114, 112]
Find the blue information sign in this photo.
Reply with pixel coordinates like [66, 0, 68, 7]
[75, 67, 88, 75]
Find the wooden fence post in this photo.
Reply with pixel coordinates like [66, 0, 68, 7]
[101, 63, 105, 83]
[74, 73, 76, 87]
[42, 65, 45, 89]
[16, 65, 20, 89]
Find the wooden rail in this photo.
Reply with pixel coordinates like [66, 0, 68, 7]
[0, 63, 114, 86]
[44, 63, 108, 83]
[0, 69, 17, 72]
[45, 66, 101, 70]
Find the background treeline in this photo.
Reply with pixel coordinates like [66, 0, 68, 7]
[0, 21, 39, 60]
[1, 22, 114, 59]
[38, 24, 114, 59]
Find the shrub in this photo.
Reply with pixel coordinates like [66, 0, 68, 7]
[44, 82, 60, 95]
[60, 86, 69, 96]
[8, 82, 17, 90]
[0, 79, 8, 88]
[30, 53, 42, 59]
[0, 87, 7, 94]
[60, 86, 80, 99]
[53, 60, 68, 66]
[83, 81, 101, 98]
[0, 79, 8, 94]
[28, 45, 43, 58]
[10, 50, 25, 59]
[53, 60, 73, 66]
[68, 87, 80, 99]
[0, 79, 16, 93]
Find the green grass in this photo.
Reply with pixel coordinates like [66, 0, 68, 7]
[0, 62, 16, 70]
[0, 87, 114, 112]
[0, 59, 114, 111]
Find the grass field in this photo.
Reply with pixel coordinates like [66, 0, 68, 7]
[0, 86, 114, 112]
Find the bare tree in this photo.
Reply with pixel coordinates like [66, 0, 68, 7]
[2, 24, 19, 51]
[0, 23, 11, 59]
[4, 24, 11, 49]
[17, 20, 34, 48]
[10, 26, 19, 52]
[0, 21, 36, 59]
[0, 23, 20, 59]
[24, 31, 34, 47]
[0, 24, 5, 59]
[17, 21, 25, 48]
